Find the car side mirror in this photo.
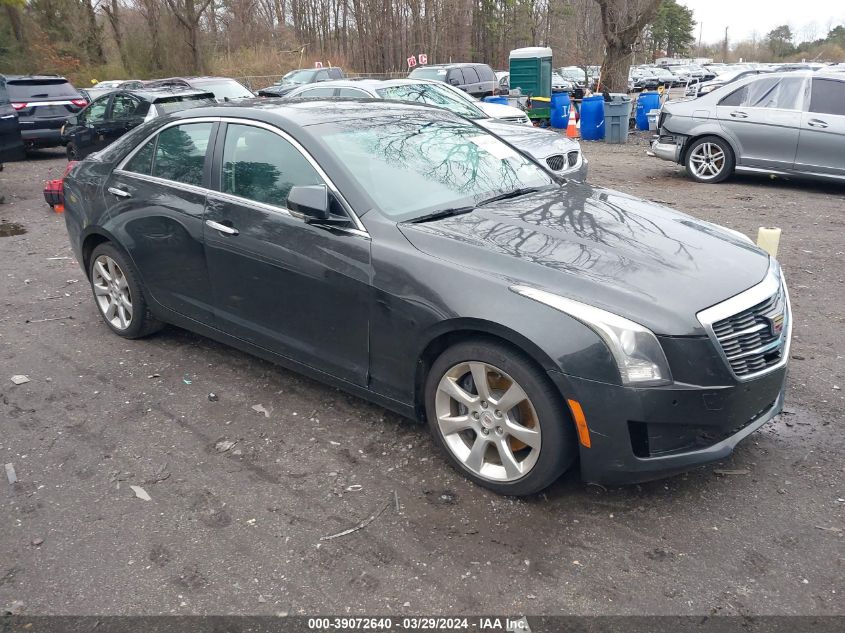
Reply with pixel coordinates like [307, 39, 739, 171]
[288, 185, 350, 226]
[448, 78, 460, 86]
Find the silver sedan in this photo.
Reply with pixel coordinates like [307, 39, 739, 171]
[652, 70, 845, 183]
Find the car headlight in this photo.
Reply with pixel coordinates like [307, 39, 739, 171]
[510, 285, 672, 386]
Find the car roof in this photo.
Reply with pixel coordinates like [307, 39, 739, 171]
[5, 74, 70, 82]
[288, 77, 447, 94]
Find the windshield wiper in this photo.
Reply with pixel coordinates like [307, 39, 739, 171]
[408, 206, 474, 224]
[477, 187, 540, 207]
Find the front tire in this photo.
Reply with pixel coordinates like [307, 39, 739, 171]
[685, 136, 734, 183]
[425, 340, 577, 496]
[66, 143, 79, 161]
[88, 242, 163, 339]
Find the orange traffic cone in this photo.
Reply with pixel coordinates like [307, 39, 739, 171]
[566, 107, 579, 139]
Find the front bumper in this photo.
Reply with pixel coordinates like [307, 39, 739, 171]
[548, 366, 787, 485]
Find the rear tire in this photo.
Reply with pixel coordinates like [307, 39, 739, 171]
[88, 242, 164, 339]
[66, 143, 79, 161]
[424, 339, 577, 496]
[685, 136, 734, 183]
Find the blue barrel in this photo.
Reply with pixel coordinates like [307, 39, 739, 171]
[580, 95, 605, 140]
[482, 96, 508, 105]
[550, 92, 571, 129]
[636, 91, 660, 130]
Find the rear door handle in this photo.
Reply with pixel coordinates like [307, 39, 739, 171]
[807, 119, 828, 129]
[730, 111, 748, 119]
[107, 186, 131, 198]
[205, 219, 239, 236]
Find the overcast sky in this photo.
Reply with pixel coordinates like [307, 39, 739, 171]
[678, 0, 845, 45]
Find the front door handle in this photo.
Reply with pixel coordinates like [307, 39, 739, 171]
[807, 119, 828, 129]
[730, 111, 748, 119]
[107, 186, 131, 198]
[205, 219, 239, 236]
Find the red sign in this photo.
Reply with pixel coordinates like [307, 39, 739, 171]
[314, 61, 323, 68]
[407, 56, 417, 68]
[418, 53, 428, 65]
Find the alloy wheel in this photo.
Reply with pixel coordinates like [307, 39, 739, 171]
[688, 142, 726, 180]
[434, 361, 541, 482]
[92, 254, 133, 330]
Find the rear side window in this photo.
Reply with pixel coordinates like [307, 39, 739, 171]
[448, 69, 466, 85]
[8, 79, 79, 100]
[719, 77, 804, 110]
[476, 65, 495, 82]
[221, 123, 322, 207]
[462, 67, 480, 84]
[152, 122, 213, 186]
[297, 87, 336, 98]
[718, 85, 746, 107]
[111, 94, 143, 119]
[124, 138, 155, 175]
[810, 79, 845, 116]
[337, 88, 370, 97]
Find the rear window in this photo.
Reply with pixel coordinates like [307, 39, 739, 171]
[408, 68, 447, 80]
[153, 94, 216, 114]
[8, 79, 79, 100]
[192, 79, 253, 100]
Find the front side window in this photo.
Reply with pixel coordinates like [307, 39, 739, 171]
[152, 122, 213, 186]
[298, 87, 336, 98]
[111, 94, 142, 119]
[810, 79, 845, 116]
[221, 123, 322, 207]
[719, 77, 804, 110]
[315, 114, 553, 221]
[82, 96, 110, 123]
[448, 69, 466, 85]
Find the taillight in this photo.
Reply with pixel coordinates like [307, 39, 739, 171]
[70, 98, 88, 108]
[11, 102, 26, 110]
[63, 161, 78, 178]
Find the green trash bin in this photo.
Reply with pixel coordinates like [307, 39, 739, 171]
[603, 94, 632, 144]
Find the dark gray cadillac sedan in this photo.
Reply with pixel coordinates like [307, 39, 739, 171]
[62, 100, 791, 495]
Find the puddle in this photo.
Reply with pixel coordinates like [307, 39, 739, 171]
[0, 221, 26, 237]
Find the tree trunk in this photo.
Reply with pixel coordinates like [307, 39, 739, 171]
[601, 40, 633, 92]
[4, 4, 24, 42]
[82, 0, 106, 64]
[103, 0, 132, 73]
[595, 0, 662, 93]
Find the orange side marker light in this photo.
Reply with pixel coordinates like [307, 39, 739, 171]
[567, 399, 591, 448]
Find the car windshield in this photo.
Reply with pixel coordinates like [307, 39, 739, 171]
[194, 80, 252, 100]
[281, 70, 316, 85]
[375, 83, 486, 120]
[316, 114, 554, 221]
[154, 94, 216, 114]
[408, 68, 448, 80]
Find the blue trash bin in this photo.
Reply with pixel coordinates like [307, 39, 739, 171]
[580, 95, 605, 140]
[636, 91, 660, 130]
[550, 92, 571, 129]
[482, 96, 508, 105]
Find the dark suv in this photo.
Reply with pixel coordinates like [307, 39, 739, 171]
[7, 75, 87, 150]
[257, 67, 346, 97]
[0, 75, 24, 164]
[62, 88, 215, 160]
[408, 63, 496, 98]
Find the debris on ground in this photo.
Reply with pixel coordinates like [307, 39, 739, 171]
[25, 315, 73, 324]
[320, 495, 394, 541]
[31, 538, 44, 547]
[10, 375, 30, 385]
[215, 439, 238, 453]
[5, 463, 17, 484]
[814, 525, 842, 533]
[208, 392, 219, 402]
[251, 404, 270, 418]
[182, 376, 192, 385]
[130, 485, 152, 501]
[345, 484, 363, 492]
[714, 468, 750, 476]
[145, 463, 171, 484]
[5, 600, 25, 615]
[147, 373, 161, 379]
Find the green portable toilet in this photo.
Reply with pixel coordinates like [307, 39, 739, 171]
[509, 47, 553, 98]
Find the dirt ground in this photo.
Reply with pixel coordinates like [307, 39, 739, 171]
[0, 137, 843, 617]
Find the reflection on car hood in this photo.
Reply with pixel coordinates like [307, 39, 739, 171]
[399, 183, 769, 336]
[479, 120, 580, 158]
[475, 101, 527, 119]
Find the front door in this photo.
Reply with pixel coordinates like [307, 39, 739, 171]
[716, 75, 806, 171]
[794, 77, 845, 178]
[104, 91, 145, 147]
[75, 95, 112, 158]
[106, 121, 217, 324]
[203, 121, 370, 385]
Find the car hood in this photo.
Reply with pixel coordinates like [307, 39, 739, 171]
[398, 183, 769, 336]
[479, 120, 580, 158]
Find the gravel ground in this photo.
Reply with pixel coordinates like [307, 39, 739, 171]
[0, 139, 843, 617]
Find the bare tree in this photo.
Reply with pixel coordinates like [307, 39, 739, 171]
[164, 0, 215, 72]
[594, 0, 661, 92]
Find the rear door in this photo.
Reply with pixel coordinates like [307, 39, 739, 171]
[462, 66, 481, 96]
[203, 121, 371, 384]
[107, 92, 146, 144]
[107, 120, 217, 324]
[794, 77, 845, 177]
[73, 95, 112, 158]
[716, 75, 806, 171]
[0, 76, 23, 162]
